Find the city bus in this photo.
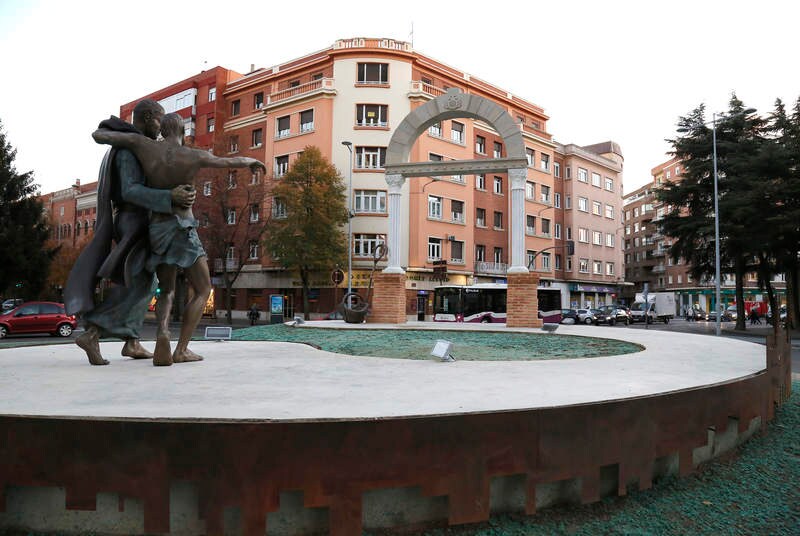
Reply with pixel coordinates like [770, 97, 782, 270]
[433, 284, 562, 323]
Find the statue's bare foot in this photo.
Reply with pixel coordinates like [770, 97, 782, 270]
[76, 329, 108, 366]
[173, 348, 204, 363]
[121, 339, 153, 359]
[153, 334, 173, 367]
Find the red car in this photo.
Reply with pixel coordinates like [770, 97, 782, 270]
[0, 301, 77, 338]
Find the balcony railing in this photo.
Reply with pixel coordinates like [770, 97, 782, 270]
[474, 261, 508, 275]
[651, 265, 666, 273]
[264, 78, 335, 110]
[214, 258, 239, 272]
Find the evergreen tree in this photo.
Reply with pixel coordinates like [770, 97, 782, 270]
[262, 146, 348, 319]
[0, 119, 54, 298]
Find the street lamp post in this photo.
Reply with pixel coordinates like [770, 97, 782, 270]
[712, 113, 721, 337]
[341, 141, 354, 299]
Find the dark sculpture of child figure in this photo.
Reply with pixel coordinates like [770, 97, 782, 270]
[92, 113, 266, 366]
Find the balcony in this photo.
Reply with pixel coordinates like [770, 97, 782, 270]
[214, 258, 240, 272]
[651, 265, 666, 273]
[263, 78, 336, 111]
[474, 261, 507, 275]
[653, 246, 669, 257]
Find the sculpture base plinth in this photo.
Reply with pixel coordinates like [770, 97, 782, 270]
[507, 272, 542, 328]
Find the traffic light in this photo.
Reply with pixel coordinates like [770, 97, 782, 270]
[566, 240, 575, 255]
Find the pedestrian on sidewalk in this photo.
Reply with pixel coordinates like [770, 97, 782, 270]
[248, 304, 261, 326]
[750, 309, 761, 325]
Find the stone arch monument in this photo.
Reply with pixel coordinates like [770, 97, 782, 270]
[369, 88, 542, 327]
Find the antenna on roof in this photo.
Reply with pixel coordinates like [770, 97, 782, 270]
[409, 21, 414, 48]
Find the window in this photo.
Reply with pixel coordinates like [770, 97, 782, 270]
[208, 87, 216, 102]
[272, 198, 287, 219]
[203, 181, 212, 196]
[577, 168, 588, 182]
[526, 215, 536, 234]
[541, 252, 551, 270]
[578, 228, 589, 243]
[634, 222, 640, 232]
[355, 146, 386, 169]
[554, 223, 561, 239]
[356, 104, 388, 127]
[625, 225, 631, 235]
[605, 177, 614, 191]
[450, 241, 464, 263]
[605, 204, 614, 219]
[554, 162, 561, 178]
[592, 201, 602, 216]
[226, 208, 236, 225]
[231, 100, 240, 116]
[634, 237, 640, 247]
[540, 185, 551, 204]
[207, 117, 215, 133]
[227, 171, 237, 189]
[275, 155, 289, 177]
[476, 208, 486, 227]
[476, 174, 486, 190]
[579, 258, 590, 273]
[248, 241, 259, 260]
[634, 207, 639, 217]
[566, 166, 572, 179]
[428, 153, 443, 162]
[493, 142, 502, 158]
[666, 171, 671, 179]
[251, 128, 263, 148]
[526, 181, 535, 199]
[678, 275, 683, 284]
[276, 115, 290, 138]
[578, 197, 588, 212]
[428, 195, 442, 219]
[555, 254, 562, 270]
[526, 148, 535, 166]
[592, 231, 602, 245]
[450, 121, 464, 143]
[554, 192, 561, 208]
[300, 109, 314, 132]
[427, 238, 442, 260]
[451, 200, 464, 223]
[591, 172, 601, 187]
[527, 250, 536, 269]
[250, 204, 259, 223]
[250, 169, 261, 184]
[229, 136, 239, 153]
[354, 190, 386, 213]
[565, 196, 571, 209]
[357, 62, 389, 84]
[475, 244, 485, 262]
[567, 257, 573, 271]
[540, 153, 550, 171]
[353, 234, 385, 257]
[668, 274, 673, 284]
[606, 233, 615, 247]
[475, 135, 486, 154]
[289, 80, 300, 88]
[493, 176, 503, 194]
[428, 122, 442, 137]
[593, 260, 602, 274]
[493, 247, 503, 263]
[254, 92, 264, 109]
[541, 218, 551, 235]
[201, 213, 209, 227]
[493, 211, 503, 229]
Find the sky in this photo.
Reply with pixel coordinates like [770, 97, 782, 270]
[1, 0, 798, 195]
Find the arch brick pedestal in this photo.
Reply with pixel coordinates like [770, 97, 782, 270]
[368, 273, 407, 324]
[507, 272, 542, 328]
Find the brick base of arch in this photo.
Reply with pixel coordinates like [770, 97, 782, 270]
[507, 272, 543, 328]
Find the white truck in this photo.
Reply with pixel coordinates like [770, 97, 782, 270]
[630, 292, 676, 324]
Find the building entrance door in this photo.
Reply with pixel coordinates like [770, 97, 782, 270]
[417, 296, 426, 321]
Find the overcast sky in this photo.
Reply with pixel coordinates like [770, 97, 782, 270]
[1, 0, 798, 195]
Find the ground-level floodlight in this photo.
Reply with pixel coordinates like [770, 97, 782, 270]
[431, 339, 455, 362]
[204, 326, 232, 341]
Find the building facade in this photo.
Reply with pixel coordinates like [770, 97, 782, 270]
[48, 38, 627, 319]
[623, 157, 785, 315]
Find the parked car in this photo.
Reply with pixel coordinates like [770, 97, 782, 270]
[575, 308, 597, 325]
[705, 309, 732, 322]
[685, 308, 706, 321]
[596, 306, 630, 326]
[766, 305, 787, 325]
[725, 305, 738, 321]
[559, 309, 579, 325]
[1, 298, 24, 312]
[323, 309, 344, 320]
[0, 301, 77, 338]
[590, 308, 612, 325]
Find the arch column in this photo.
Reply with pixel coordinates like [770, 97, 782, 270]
[384, 173, 406, 274]
[507, 168, 529, 274]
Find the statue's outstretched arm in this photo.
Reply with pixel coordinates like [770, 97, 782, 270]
[194, 149, 266, 174]
[92, 129, 149, 152]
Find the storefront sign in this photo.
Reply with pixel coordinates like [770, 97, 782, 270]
[570, 284, 617, 293]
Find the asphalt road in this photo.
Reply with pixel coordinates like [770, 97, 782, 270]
[2, 318, 797, 376]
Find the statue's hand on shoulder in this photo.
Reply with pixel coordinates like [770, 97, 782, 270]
[247, 158, 267, 174]
[171, 185, 195, 208]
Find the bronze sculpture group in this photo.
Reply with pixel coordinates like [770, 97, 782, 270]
[64, 99, 265, 366]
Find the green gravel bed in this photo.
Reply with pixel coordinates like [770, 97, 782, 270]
[368, 381, 799, 536]
[232, 325, 642, 360]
